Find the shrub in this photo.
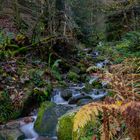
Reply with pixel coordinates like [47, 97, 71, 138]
[0, 91, 21, 123]
[123, 31, 140, 52]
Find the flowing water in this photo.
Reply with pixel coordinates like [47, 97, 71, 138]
[51, 89, 67, 105]
[19, 51, 108, 140]
[20, 87, 107, 140]
[20, 116, 38, 140]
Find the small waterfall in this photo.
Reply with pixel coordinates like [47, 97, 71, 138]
[89, 89, 107, 100]
[20, 116, 38, 140]
[89, 76, 99, 84]
[51, 89, 67, 105]
[96, 59, 110, 68]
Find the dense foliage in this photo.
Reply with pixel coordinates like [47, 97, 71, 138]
[0, 0, 140, 140]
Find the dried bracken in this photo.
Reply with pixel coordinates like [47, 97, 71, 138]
[73, 58, 140, 140]
[106, 58, 140, 101]
[73, 102, 140, 140]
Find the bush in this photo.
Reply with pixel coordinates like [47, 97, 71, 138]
[122, 31, 140, 52]
[96, 42, 117, 61]
[0, 91, 21, 123]
[32, 84, 52, 103]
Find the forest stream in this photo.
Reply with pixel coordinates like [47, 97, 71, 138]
[1, 1, 140, 140]
[17, 51, 108, 140]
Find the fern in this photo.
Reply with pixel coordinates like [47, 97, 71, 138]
[73, 103, 120, 140]
[73, 101, 140, 140]
[47, 53, 62, 80]
[73, 58, 140, 140]
[106, 58, 140, 100]
[52, 59, 62, 71]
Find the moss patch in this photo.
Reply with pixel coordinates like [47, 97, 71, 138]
[34, 101, 56, 135]
[83, 83, 93, 93]
[57, 111, 76, 140]
[67, 71, 80, 82]
[92, 81, 102, 89]
[34, 101, 71, 137]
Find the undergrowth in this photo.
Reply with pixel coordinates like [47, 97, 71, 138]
[96, 31, 140, 63]
[73, 58, 140, 140]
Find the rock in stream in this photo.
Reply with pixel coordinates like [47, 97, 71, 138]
[34, 101, 72, 137]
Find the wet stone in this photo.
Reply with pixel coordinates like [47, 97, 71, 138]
[60, 89, 72, 101]
[77, 99, 93, 106]
[34, 102, 72, 137]
[0, 128, 25, 140]
[6, 121, 20, 129]
[68, 94, 93, 104]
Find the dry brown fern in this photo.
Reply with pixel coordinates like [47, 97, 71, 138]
[73, 102, 121, 140]
[121, 102, 140, 140]
[106, 58, 140, 101]
[73, 101, 140, 140]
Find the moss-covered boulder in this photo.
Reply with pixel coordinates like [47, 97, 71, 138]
[57, 109, 100, 140]
[0, 129, 24, 140]
[57, 110, 76, 140]
[34, 101, 72, 137]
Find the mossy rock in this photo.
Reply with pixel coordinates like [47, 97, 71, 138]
[60, 89, 72, 101]
[67, 71, 80, 82]
[34, 101, 72, 137]
[83, 83, 93, 93]
[57, 109, 95, 140]
[57, 111, 76, 140]
[34, 102, 56, 136]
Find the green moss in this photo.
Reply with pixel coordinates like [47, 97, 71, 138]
[67, 71, 80, 82]
[107, 91, 115, 97]
[57, 111, 97, 140]
[32, 87, 50, 103]
[57, 111, 76, 140]
[92, 81, 102, 89]
[35, 101, 71, 137]
[79, 124, 95, 140]
[83, 83, 93, 93]
[77, 62, 86, 74]
[34, 101, 55, 133]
